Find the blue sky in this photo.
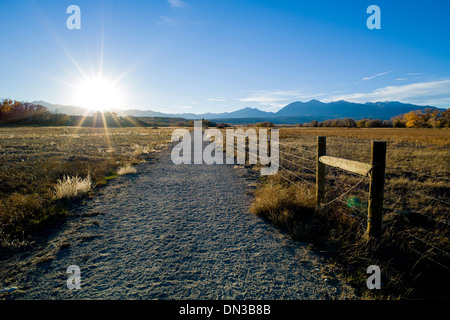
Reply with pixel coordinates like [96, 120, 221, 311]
[1, 0, 449, 113]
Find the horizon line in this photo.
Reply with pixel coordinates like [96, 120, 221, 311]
[6, 98, 442, 116]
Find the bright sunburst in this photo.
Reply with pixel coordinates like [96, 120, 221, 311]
[74, 77, 123, 111]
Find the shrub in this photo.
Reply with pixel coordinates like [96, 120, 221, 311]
[309, 120, 318, 127]
[132, 144, 151, 157]
[382, 120, 393, 128]
[393, 120, 406, 128]
[357, 119, 367, 128]
[344, 118, 357, 127]
[257, 121, 275, 127]
[216, 123, 230, 129]
[365, 119, 383, 128]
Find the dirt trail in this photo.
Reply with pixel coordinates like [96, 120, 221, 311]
[1, 140, 355, 300]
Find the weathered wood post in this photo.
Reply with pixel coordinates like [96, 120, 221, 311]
[245, 135, 249, 164]
[316, 136, 326, 206]
[366, 141, 386, 240]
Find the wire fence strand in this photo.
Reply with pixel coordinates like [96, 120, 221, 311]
[318, 178, 367, 208]
[279, 148, 316, 163]
[410, 190, 450, 206]
[276, 163, 316, 188]
[273, 141, 317, 155]
[278, 155, 316, 174]
[406, 233, 450, 258]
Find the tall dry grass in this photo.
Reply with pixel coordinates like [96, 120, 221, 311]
[0, 127, 173, 253]
[54, 175, 93, 199]
[117, 164, 137, 175]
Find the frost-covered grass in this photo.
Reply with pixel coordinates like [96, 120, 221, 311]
[0, 126, 173, 251]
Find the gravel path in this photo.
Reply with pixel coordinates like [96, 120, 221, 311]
[1, 140, 355, 300]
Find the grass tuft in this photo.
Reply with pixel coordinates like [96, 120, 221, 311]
[54, 175, 93, 199]
[117, 164, 137, 175]
[250, 183, 316, 239]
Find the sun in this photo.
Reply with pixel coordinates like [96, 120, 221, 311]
[75, 78, 123, 111]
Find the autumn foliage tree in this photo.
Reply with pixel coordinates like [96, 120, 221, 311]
[0, 99, 49, 124]
[392, 108, 450, 128]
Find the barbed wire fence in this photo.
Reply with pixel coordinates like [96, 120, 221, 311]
[230, 132, 449, 273]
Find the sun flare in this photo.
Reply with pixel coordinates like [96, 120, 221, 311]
[75, 78, 123, 111]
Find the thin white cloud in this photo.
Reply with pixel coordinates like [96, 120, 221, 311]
[259, 105, 286, 112]
[396, 78, 407, 81]
[235, 90, 326, 112]
[167, 0, 187, 8]
[239, 90, 324, 105]
[160, 105, 193, 113]
[358, 71, 392, 83]
[155, 16, 179, 26]
[326, 80, 450, 107]
[155, 15, 202, 27]
[206, 98, 227, 102]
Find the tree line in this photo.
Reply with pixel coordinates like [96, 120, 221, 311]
[391, 108, 450, 128]
[2, 99, 449, 128]
[299, 108, 450, 128]
[0, 99, 146, 127]
[0, 99, 49, 124]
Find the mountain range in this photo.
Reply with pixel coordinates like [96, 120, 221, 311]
[32, 100, 440, 124]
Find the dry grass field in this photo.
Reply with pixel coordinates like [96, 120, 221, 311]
[250, 127, 449, 299]
[0, 126, 172, 252]
[1, 125, 448, 299]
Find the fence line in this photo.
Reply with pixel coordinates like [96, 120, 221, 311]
[406, 233, 450, 257]
[278, 171, 309, 190]
[418, 173, 450, 181]
[394, 169, 450, 182]
[275, 162, 316, 188]
[408, 246, 450, 272]
[273, 141, 316, 155]
[231, 133, 447, 245]
[234, 132, 449, 274]
[278, 154, 316, 174]
[272, 137, 381, 240]
[383, 183, 450, 229]
[278, 161, 369, 214]
[317, 178, 367, 208]
[337, 198, 368, 216]
[277, 162, 368, 228]
[278, 148, 316, 163]
[384, 206, 450, 228]
[326, 165, 371, 194]
[410, 190, 450, 206]
[336, 198, 368, 230]
[313, 136, 386, 240]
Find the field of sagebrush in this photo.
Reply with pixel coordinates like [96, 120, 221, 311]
[0, 126, 172, 252]
[250, 127, 449, 299]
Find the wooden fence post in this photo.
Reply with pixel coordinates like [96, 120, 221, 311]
[316, 136, 326, 206]
[245, 136, 249, 163]
[366, 141, 386, 240]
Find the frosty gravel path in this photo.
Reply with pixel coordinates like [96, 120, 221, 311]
[1, 142, 355, 300]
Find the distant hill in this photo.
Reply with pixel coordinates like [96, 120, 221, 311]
[275, 100, 437, 121]
[31, 100, 441, 124]
[32, 100, 89, 116]
[121, 106, 274, 119]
